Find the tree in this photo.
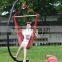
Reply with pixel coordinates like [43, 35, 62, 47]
[0, 0, 62, 15]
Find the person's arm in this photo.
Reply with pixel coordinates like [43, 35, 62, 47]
[35, 29, 38, 37]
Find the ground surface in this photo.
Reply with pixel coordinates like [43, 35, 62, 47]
[0, 45, 62, 62]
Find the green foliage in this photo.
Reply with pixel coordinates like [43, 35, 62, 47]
[0, 0, 62, 15]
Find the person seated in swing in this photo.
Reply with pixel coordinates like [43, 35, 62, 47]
[13, 14, 39, 62]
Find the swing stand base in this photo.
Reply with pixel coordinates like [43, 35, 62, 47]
[17, 60, 29, 62]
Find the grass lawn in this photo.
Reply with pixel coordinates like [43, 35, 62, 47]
[0, 45, 62, 62]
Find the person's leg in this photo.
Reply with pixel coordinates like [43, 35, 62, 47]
[15, 44, 22, 58]
[23, 47, 27, 62]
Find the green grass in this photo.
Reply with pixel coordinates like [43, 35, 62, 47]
[0, 45, 62, 62]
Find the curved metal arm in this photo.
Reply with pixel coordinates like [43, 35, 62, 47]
[7, 0, 18, 25]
